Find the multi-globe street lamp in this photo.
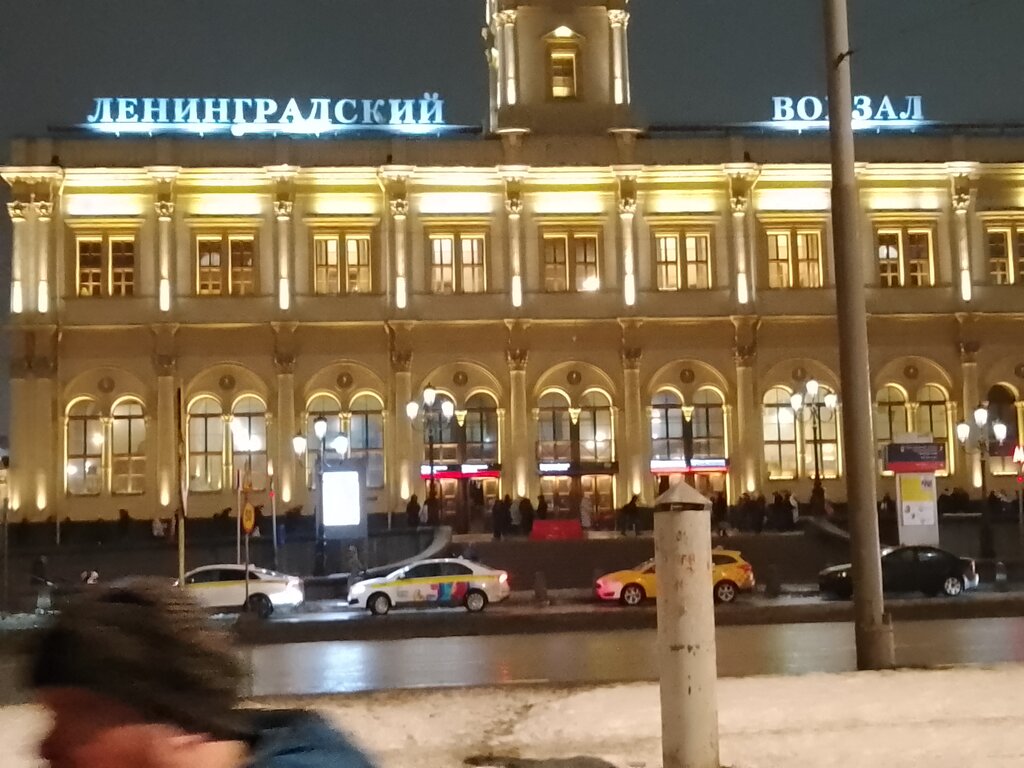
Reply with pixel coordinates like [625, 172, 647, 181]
[955, 403, 1007, 560]
[406, 384, 455, 513]
[292, 415, 349, 576]
[789, 379, 839, 483]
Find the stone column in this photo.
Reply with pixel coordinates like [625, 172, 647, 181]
[274, 201, 294, 311]
[154, 356, 178, 516]
[506, 348, 530, 499]
[498, 10, 518, 106]
[391, 351, 415, 504]
[155, 202, 175, 312]
[504, 180, 525, 308]
[619, 197, 637, 307]
[621, 347, 647, 501]
[608, 10, 629, 105]
[32, 360, 57, 521]
[8, 357, 32, 514]
[6, 201, 27, 314]
[275, 361, 297, 506]
[732, 317, 761, 500]
[730, 194, 750, 306]
[390, 198, 409, 310]
[960, 340, 982, 489]
[952, 178, 973, 303]
[34, 201, 53, 314]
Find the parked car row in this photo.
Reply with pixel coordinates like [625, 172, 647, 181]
[818, 545, 979, 599]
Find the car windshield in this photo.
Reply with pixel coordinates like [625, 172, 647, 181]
[634, 559, 655, 573]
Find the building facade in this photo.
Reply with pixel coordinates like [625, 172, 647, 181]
[3, 0, 1024, 529]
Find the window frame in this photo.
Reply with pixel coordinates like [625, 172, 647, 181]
[541, 229, 602, 293]
[548, 46, 579, 100]
[71, 231, 138, 298]
[349, 393, 385, 490]
[982, 222, 1024, 286]
[764, 227, 824, 289]
[654, 229, 713, 291]
[193, 230, 260, 297]
[66, 399, 105, 497]
[874, 224, 935, 288]
[308, 222, 378, 296]
[426, 230, 488, 295]
[110, 398, 147, 496]
[187, 396, 225, 493]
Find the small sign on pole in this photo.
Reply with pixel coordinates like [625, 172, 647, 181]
[242, 502, 255, 608]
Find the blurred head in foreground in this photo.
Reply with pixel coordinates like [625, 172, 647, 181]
[29, 577, 376, 768]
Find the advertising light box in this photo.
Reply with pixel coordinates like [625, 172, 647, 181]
[321, 468, 363, 535]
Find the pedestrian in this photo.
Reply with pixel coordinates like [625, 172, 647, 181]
[31, 555, 51, 615]
[878, 492, 896, 520]
[810, 480, 826, 517]
[519, 496, 535, 536]
[510, 495, 523, 533]
[425, 488, 441, 526]
[754, 493, 767, 533]
[712, 492, 729, 536]
[345, 545, 365, 589]
[491, 496, 505, 540]
[579, 494, 594, 531]
[28, 577, 376, 768]
[536, 494, 549, 520]
[620, 494, 640, 536]
[406, 494, 421, 528]
[785, 490, 799, 529]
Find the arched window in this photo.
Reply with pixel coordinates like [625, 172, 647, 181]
[66, 399, 103, 496]
[579, 391, 613, 462]
[306, 394, 341, 487]
[651, 390, 685, 461]
[803, 384, 840, 479]
[692, 388, 726, 459]
[537, 391, 571, 462]
[915, 385, 948, 442]
[231, 395, 267, 491]
[350, 393, 384, 489]
[988, 384, 1020, 474]
[188, 397, 223, 492]
[876, 385, 908, 469]
[421, 393, 458, 463]
[111, 399, 146, 495]
[464, 393, 499, 463]
[762, 387, 797, 480]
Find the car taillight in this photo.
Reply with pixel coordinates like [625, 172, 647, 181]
[740, 563, 752, 572]
[499, 572, 508, 584]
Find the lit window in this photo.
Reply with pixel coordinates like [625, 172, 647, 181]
[656, 231, 712, 291]
[875, 227, 934, 288]
[346, 235, 372, 293]
[875, 385, 908, 473]
[349, 393, 385, 489]
[188, 397, 224, 492]
[66, 399, 103, 496]
[464, 392, 499, 463]
[543, 231, 600, 292]
[231, 395, 267, 491]
[691, 388, 725, 457]
[684, 234, 712, 290]
[313, 236, 341, 295]
[111, 399, 146, 495]
[314, 233, 373, 295]
[194, 233, 258, 296]
[984, 226, 1024, 285]
[574, 236, 599, 291]
[430, 232, 486, 294]
[650, 391, 685, 460]
[74, 234, 136, 298]
[578, 391, 613, 462]
[766, 228, 822, 288]
[543, 235, 569, 292]
[550, 50, 577, 99]
[655, 235, 680, 291]
[915, 384, 950, 476]
[762, 387, 797, 480]
[306, 394, 342, 488]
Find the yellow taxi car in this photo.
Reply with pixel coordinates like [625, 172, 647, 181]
[595, 549, 756, 606]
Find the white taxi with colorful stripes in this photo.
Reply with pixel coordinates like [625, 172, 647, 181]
[348, 557, 510, 615]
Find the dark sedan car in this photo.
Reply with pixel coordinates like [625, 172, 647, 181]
[819, 545, 979, 599]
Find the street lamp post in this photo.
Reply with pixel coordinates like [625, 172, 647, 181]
[293, 418, 350, 577]
[790, 379, 839, 487]
[407, 384, 455, 525]
[956, 403, 1007, 561]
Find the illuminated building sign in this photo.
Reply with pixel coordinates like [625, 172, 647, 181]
[767, 94, 928, 131]
[82, 94, 457, 137]
[650, 458, 729, 474]
[419, 463, 501, 480]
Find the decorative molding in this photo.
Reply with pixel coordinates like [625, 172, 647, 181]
[389, 197, 409, 218]
[496, 9, 517, 25]
[903, 364, 919, 380]
[730, 193, 749, 215]
[792, 366, 808, 383]
[97, 376, 116, 394]
[504, 194, 524, 216]
[6, 201, 27, 222]
[607, 9, 629, 26]
[273, 352, 296, 375]
[959, 340, 980, 364]
[566, 370, 582, 386]
[337, 372, 354, 389]
[679, 367, 696, 384]
[621, 347, 642, 370]
[618, 195, 637, 216]
[733, 344, 756, 367]
[506, 348, 528, 372]
[33, 200, 53, 219]
[152, 354, 176, 377]
[390, 349, 413, 373]
[218, 374, 236, 391]
[273, 200, 294, 221]
[154, 200, 175, 221]
[453, 370, 469, 387]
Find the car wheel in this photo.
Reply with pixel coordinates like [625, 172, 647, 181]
[714, 580, 738, 604]
[465, 589, 488, 613]
[368, 592, 392, 616]
[620, 583, 646, 607]
[942, 575, 964, 597]
[247, 593, 273, 619]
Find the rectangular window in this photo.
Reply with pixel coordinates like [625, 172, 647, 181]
[573, 235, 599, 291]
[430, 235, 456, 293]
[766, 228, 823, 288]
[550, 51, 577, 99]
[984, 226, 1024, 285]
[197, 237, 224, 296]
[74, 234, 136, 298]
[543, 235, 569, 292]
[313, 236, 341, 295]
[229, 237, 255, 296]
[655, 235, 680, 291]
[346, 235, 372, 293]
[460, 236, 486, 293]
[875, 226, 934, 288]
[684, 234, 712, 289]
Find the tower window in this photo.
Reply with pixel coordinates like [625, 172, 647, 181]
[550, 50, 577, 99]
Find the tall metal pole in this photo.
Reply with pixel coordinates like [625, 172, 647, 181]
[2, 500, 9, 616]
[812, 408, 822, 480]
[823, 0, 895, 669]
[315, 440, 326, 576]
[979, 442, 993, 558]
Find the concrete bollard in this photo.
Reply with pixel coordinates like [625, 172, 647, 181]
[764, 565, 782, 598]
[533, 571, 549, 604]
[995, 561, 1008, 592]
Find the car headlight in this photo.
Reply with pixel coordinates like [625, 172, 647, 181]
[349, 582, 367, 596]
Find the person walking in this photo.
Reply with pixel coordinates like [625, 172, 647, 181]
[404, 494, 418, 528]
[579, 493, 594, 531]
[28, 577, 376, 768]
[712, 492, 729, 536]
[425, 489, 441, 526]
[536, 494, 549, 520]
[345, 545, 366, 587]
[491, 496, 506, 540]
[620, 494, 640, 536]
[519, 496, 536, 536]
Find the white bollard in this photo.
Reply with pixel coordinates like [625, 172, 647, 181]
[654, 501, 720, 768]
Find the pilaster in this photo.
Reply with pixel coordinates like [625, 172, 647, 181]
[732, 316, 761, 499]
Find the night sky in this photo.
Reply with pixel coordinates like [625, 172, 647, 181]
[0, 0, 1022, 435]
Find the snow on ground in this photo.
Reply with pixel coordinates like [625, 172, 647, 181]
[5, 665, 1024, 767]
